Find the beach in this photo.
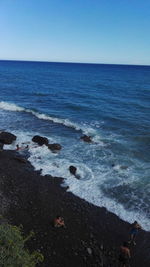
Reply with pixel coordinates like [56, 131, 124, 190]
[0, 148, 150, 267]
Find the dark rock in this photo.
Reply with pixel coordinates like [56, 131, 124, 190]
[120, 165, 128, 170]
[69, 166, 80, 180]
[0, 131, 16, 144]
[69, 166, 77, 175]
[32, 135, 49, 146]
[80, 135, 92, 143]
[47, 143, 62, 151]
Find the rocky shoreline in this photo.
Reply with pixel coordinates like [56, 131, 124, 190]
[0, 149, 150, 266]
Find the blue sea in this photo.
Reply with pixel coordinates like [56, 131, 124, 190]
[0, 60, 150, 230]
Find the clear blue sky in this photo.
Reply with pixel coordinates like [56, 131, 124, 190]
[0, 0, 150, 65]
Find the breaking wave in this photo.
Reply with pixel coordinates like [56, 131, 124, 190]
[0, 101, 97, 136]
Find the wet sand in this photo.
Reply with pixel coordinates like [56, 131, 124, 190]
[0, 149, 149, 266]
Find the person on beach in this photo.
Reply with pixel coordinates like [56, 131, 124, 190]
[54, 216, 66, 228]
[16, 144, 21, 151]
[16, 144, 29, 151]
[119, 241, 131, 267]
[128, 221, 142, 245]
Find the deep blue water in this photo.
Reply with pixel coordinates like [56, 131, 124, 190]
[0, 60, 150, 230]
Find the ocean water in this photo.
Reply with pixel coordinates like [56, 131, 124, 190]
[0, 60, 150, 230]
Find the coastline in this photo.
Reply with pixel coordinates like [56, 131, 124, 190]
[0, 149, 149, 266]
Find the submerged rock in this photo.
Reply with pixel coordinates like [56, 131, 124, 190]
[120, 165, 128, 170]
[80, 135, 92, 143]
[32, 135, 49, 146]
[47, 143, 62, 152]
[0, 131, 16, 144]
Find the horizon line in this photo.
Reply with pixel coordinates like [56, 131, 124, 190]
[0, 58, 150, 67]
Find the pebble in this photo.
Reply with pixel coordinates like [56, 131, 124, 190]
[87, 247, 92, 255]
[100, 244, 103, 250]
[90, 233, 94, 238]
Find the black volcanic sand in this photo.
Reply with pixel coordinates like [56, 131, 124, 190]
[0, 150, 150, 267]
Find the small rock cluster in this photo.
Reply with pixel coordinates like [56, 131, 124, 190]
[32, 135, 62, 152]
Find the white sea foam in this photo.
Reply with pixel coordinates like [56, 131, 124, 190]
[0, 101, 25, 112]
[0, 101, 98, 137]
[3, 129, 150, 231]
[29, 144, 150, 230]
[28, 140, 150, 231]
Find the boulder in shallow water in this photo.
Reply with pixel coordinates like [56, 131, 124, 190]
[32, 135, 49, 146]
[80, 135, 92, 143]
[120, 165, 128, 170]
[47, 143, 62, 152]
[0, 131, 16, 144]
[69, 165, 80, 179]
[69, 165, 77, 176]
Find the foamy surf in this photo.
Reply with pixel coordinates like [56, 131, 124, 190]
[0, 101, 98, 137]
[0, 101, 25, 112]
[28, 143, 150, 231]
[3, 129, 150, 231]
[28, 138, 150, 231]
